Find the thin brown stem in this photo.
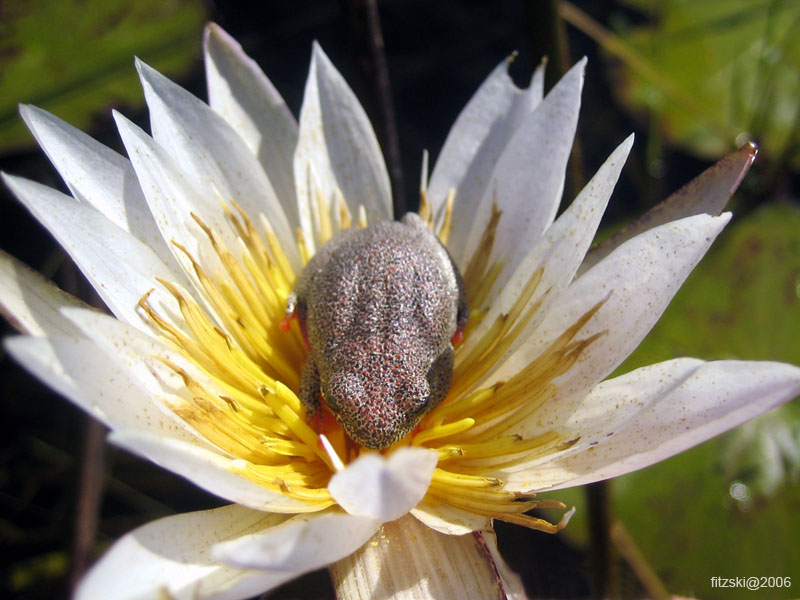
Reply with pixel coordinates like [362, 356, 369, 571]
[587, 480, 617, 599]
[341, 0, 405, 218]
[611, 520, 671, 600]
[68, 416, 107, 593]
[61, 261, 108, 593]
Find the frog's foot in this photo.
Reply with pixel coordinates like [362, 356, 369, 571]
[279, 312, 293, 332]
[299, 356, 336, 444]
[451, 326, 464, 347]
[310, 399, 340, 440]
[279, 302, 310, 349]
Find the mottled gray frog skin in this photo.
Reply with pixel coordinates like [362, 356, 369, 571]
[287, 213, 467, 449]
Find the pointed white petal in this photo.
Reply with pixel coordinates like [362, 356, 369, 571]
[496, 358, 706, 478]
[5, 335, 199, 443]
[529, 58, 546, 105]
[110, 430, 318, 513]
[463, 135, 633, 364]
[489, 213, 730, 395]
[511, 360, 800, 491]
[0, 250, 85, 337]
[114, 110, 253, 323]
[76, 505, 294, 600]
[114, 110, 229, 263]
[3, 174, 181, 330]
[294, 42, 391, 252]
[411, 500, 490, 535]
[582, 142, 758, 273]
[454, 59, 585, 270]
[328, 447, 438, 522]
[213, 510, 378, 571]
[428, 56, 545, 240]
[204, 24, 298, 215]
[61, 308, 233, 428]
[135, 59, 299, 268]
[19, 105, 178, 271]
[329, 514, 506, 600]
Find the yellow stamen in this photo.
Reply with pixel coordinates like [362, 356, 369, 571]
[336, 189, 352, 230]
[418, 186, 432, 226]
[462, 203, 501, 307]
[437, 189, 455, 246]
[316, 187, 333, 246]
[430, 469, 503, 488]
[411, 418, 475, 446]
[357, 205, 368, 229]
[296, 227, 312, 266]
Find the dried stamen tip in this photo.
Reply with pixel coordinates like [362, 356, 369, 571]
[320, 434, 346, 472]
[557, 506, 577, 530]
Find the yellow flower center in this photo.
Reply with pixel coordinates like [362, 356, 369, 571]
[138, 189, 603, 531]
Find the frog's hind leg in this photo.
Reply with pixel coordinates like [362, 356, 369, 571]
[299, 358, 338, 438]
[299, 356, 322, 419]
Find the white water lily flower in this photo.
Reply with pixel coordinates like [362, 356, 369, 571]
[2, 22, 799, 599]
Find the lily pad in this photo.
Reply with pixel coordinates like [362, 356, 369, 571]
[544, 204, 800, 598]
[613, 0, 800, 167]
[0, 0, 207, 155]
[612, 203, 800, 598]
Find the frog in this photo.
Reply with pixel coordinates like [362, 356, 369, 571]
[285, 213, 468, 450]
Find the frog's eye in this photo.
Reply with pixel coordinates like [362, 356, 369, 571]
[395, 378, 430, 416]
[426, 348, 454, 409]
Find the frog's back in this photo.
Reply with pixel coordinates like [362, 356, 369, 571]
[302, 217, 459, 360]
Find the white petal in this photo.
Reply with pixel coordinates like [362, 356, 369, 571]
[111, 430, 318, 513]
[489, 213, 730, 395]
[3, 174, 181, 330]
[204, 24, 298, 216]
[294, 42, 392, 252]
[60, 308, 239, 440]
[58, 306, 252, 449]
[455, 59, 585, 270]
[76, 505, 294, 600]
[463, 135, 633, 365]
[328, 447, 438, 522]
[411, 500, 490, 535]
[114, 110, 251, 320]
[5, 335, 200, 443]
[428, 56, 545, 242]
[497, 358, 706, 480]
[213, 509, 378, 571]
[515, 360, 800, 491]
[0, 250, 85, 337]
[19, 105, 178, 272]
[135, 59, 300, 269]
[581, 141, 758, 273]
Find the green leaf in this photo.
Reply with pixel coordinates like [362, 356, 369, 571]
[614, 0, 800, 167]
[618, 204, 800, 597]
[0, 0, 207, 155]
[542, 204, 800, 597]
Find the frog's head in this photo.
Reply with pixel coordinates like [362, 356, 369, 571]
[324, 348, 454, 449]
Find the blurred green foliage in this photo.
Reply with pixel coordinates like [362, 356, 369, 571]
[0, 0, 207, 155]
[615, 0, 800, 168]
[545, 203, 800, 599]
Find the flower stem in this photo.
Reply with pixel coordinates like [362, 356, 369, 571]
[586, 480, 617, 599]
[329, 515, 509, 600]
